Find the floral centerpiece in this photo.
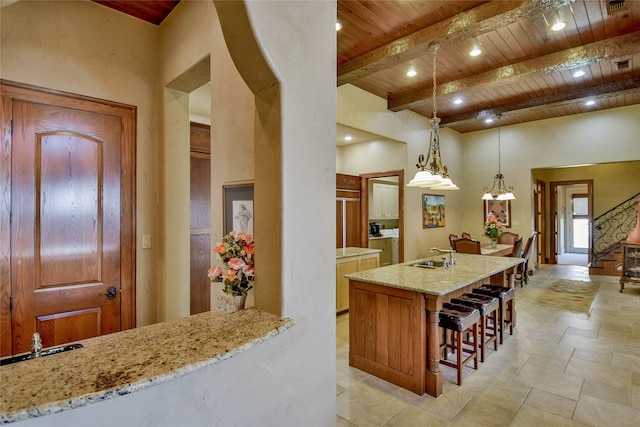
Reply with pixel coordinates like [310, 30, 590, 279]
[483, 213, 504, 246]
[208, 231, 255, 301]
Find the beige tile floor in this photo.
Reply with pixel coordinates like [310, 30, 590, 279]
[336, 264, 640, 427]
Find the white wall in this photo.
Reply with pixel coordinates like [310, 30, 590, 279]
[459, 105, 640, 240]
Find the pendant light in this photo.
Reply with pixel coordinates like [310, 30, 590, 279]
[407, 43, 458, 190]
[482, 114, 515, 200]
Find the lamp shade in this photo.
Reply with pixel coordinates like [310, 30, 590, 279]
[429, 177, 459, 190]
[407, 170, 442, 187]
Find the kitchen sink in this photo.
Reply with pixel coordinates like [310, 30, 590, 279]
[0, 343, 83, 366]
[410, 260, 444, 268]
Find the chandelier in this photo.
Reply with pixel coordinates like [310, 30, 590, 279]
[407, 43, 458, 190]
[482, 114, 515, 200]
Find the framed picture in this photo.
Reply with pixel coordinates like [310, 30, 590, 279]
[423, 194, 445, 228]
[484, 199, 511, 228]
[223, 182, 254, 235]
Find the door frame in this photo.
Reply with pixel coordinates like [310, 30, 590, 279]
[534, 179, 546, 266]
[359, 170, 404, 264]
[0, 80, 137, 355]
[549, 180, 593, 264]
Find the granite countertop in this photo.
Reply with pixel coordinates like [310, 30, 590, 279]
[336, 247, 381, 259]
[345, 253, 524, 296]
[0, 309, 294, 424]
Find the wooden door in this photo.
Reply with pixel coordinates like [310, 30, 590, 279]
[10, 101, 122, 352]
[189, 123, 211, 314]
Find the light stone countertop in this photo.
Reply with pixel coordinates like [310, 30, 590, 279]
[345, 253, 524, 296]
[0, 309, 294, 424]
[336, 247, 381, 259]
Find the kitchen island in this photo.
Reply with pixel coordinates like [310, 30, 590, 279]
[0, 309, 294, 424]
[345, 253, 523, 398]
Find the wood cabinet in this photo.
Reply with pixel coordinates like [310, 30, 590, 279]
[620, 242, 640, 292]
[336, 253, 379, 313]
[368, 237, 392, 266]
[369, 183, 398, 220]
[336, 173, 361, 248]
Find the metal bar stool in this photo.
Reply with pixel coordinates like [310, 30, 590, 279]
[472, 285, 514, 345]
[451, 293, 499, 362]
[438, 303, 480, 385]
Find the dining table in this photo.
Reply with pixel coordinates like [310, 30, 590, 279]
[481, 243, 513, 256]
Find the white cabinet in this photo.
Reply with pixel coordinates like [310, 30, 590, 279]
[369, 183, 398, 220]
[368, 237, 392, 266]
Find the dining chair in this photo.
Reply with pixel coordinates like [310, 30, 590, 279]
[448, 234, 459, 249]
[461, 232, 471, 239]
[514, 234, 536, 287]
[508, 237, 524, 258]
[497, 231, 519, 245]
[454, 238, 481, 254]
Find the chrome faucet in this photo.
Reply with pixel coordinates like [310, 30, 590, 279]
[430, 247, 456, 268]
[30, 332, 43, 358]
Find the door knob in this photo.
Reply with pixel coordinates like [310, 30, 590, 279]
[105, 286, 117, 300]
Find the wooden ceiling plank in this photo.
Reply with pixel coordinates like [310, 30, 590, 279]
[389, 31, 640, 111]
[439, 77, 640, 126]
[337, 0, 575, 86]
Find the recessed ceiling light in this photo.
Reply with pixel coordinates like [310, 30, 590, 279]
[406, 67, 417, 77]
[585, 100, 596, 106]
[469, 47, 482, 57]
[485, 118, 494, 124]
[453, 98, 463, 105]
[345, 135, 353, 141]
[336, 22, 342, 31]
[551, 21, 566, 31]
[573, 70, 586, 78]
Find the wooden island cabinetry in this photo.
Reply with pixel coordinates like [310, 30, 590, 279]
[336, 248, 380, 314]
[346, 254, 524, 397]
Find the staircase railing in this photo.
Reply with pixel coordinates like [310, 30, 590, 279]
[591, 192, 640, 265]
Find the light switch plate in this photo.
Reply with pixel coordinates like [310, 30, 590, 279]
[142, 235, 151, 249]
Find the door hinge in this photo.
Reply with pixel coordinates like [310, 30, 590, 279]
[10, 119, 13, 135]
[9, 295, 12, 311]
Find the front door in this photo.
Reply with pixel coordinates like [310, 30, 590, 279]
[10, 100, 123, 353]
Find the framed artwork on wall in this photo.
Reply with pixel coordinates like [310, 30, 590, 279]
[223, 182, 254, 235]
[423, 194, 445, 228]
[484, 199, 511, 228]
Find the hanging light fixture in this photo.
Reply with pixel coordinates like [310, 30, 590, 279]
[407, 43, 459, 190]
[482, 114, 515, 201]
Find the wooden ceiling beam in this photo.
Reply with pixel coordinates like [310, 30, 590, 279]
[389, 31, 640, 112]
[337, 0, 574, 86]
[439, 77, 640, 127]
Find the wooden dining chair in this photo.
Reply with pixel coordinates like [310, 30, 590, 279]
[461, 232, 471, 239]
[454, 238, 481, 254]
[449, 234, 459, 249]
[497, 231, 519, 245]
[508, 237, 524, 258]
[515, 234, 536, 287]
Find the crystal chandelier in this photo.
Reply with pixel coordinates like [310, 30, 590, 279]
[482, 114, 515, 200]
[407, 43, 458, 190]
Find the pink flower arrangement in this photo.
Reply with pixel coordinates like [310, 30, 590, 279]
[208, 231, 255, 296]
[483, 213, 505, 240]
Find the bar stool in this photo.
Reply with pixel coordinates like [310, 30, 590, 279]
[438, 303, 480, 385]
[472, 285, 514, 344]
[451, 293, 499, 362]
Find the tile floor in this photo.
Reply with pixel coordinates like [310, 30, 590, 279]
[336, 264, 640, 427]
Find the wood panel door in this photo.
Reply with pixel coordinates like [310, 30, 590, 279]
[189, 122, 211, 315]
[10, 101, 123, 352]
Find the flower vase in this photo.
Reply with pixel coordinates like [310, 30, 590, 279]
[491, 239, 497, 248]
[233, 294, 247, 311]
